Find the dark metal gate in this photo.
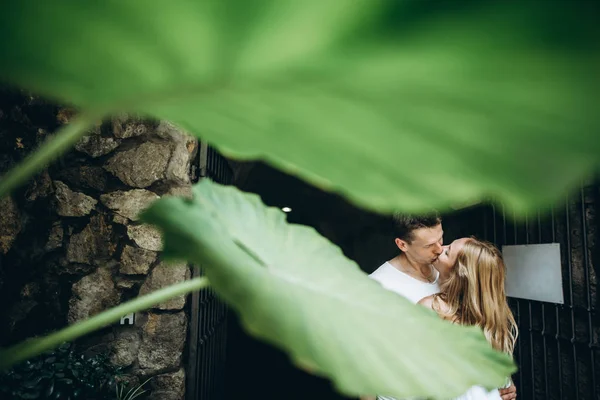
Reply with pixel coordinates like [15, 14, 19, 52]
[446, 182, 599, 400]
[186, 142, 232, 400]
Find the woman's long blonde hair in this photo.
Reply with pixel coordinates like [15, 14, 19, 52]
[434, 239, 518, 355]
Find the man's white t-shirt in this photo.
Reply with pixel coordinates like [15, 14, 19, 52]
[369, 261, 440, 304]
[370, 261, 504, 400]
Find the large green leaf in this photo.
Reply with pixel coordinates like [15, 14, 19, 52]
[141, 179, 515, 399]
[1, 0, 599, 212]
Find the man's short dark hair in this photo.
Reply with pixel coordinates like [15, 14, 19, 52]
[392, 211, 441, 243]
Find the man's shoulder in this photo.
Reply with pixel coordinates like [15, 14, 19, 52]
[369, 261, 392, 278]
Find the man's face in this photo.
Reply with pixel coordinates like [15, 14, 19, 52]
[396, 223, 444, 265]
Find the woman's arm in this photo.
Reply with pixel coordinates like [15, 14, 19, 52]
[417, 295, 435, 309]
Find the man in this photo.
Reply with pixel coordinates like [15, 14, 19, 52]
[370, 212, 444, 304]
[365, 212, 517, 400]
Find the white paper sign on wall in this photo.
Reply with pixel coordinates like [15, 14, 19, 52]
[502, 243, 564, 304]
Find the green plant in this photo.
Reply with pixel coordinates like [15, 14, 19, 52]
[115, 378, 151, 400]
[0, 1, 598, 399]
[0, 342, 120, 400]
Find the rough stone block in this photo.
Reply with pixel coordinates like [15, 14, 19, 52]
[100, 189, 159, 221]
[104, 141, 170, 188]
[66, 214, 115, 264]
[120, 245, 157, 275]
[54, 181, 97, 216]
[138, 312, 187, 372]
[139, 262, 189, 310]
[0, 196, 21, 254]
[68, 267, 120, 324]
[127, 224, 163, 251]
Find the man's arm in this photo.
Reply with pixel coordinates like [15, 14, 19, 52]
[499, 383, 517, 400]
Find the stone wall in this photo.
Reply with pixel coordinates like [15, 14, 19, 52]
[0, 89, 197, 399]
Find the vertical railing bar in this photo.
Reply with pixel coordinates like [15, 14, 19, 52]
[502, 204, 507, 244]
[196, 340, 201, 400]
[216, 310, 223, 396]
[204, 333, 210, 400]
[538, 210, 543, 243]
[483, 205, 489, 241]
[191, 146, 230, 400]
[210, 295, 217, 397]
[213, 325, 218, 399]
[213, 326, 219, 397]
[214, 151, 219, 182]
[206, 337, 211, 399]
[538, 210, 549, 400]
[202, 295, 208, 338]
[511, 207, 524, 392]
[211, 318, 219, 399]
[579, 184, 597, 400]
[200, 311, 207, 400]
[216, 306, 222, 397]
[213, 324, 219, 396]
[492, 204, 497, 244]
[525, 212, 536, 400]
[551, 207, 564, 400]
[565, 196, 579, 400]
[196, 333, 202, 399]
[199, 339, 205, 400]
[186, 265, 201, 400]
[220, 318, 227, 398]
[218, 156, 223, 184]
[219, 155, 224, 183]
[204, 308, 210, 400]
[189, 143, 206, 400]
[525, 211, 529, 244]
[198, 273, 204, 399]
[503, 204, 521, 390]
[223, 314, 227, 390]
[217, 148, 228, 397]
[512, 208, 518, 244]
[208, 146, 213, 169]
[528, 301, 535, 399]
[208, 333, 213, 398]
[208, 322, 213, 399]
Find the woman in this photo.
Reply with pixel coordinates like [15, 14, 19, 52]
[418, 237, 518, 400]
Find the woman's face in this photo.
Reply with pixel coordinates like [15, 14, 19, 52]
[434, 238, 470, 270]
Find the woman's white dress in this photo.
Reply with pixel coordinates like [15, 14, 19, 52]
[453, 385, 501, 400]
[376, 384, 502, 400]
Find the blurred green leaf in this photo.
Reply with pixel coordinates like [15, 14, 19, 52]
[1, 0, 598, 211]
[141, 179, 515, 399]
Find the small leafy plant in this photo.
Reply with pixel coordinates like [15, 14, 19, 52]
[115, 378, 151, 400]
[0, 342, 120, 400]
